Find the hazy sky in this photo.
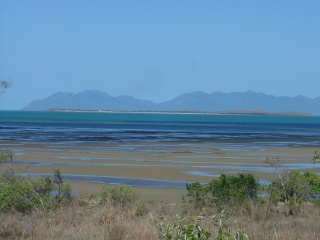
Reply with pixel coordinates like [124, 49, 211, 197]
[1, 1, 319, 110]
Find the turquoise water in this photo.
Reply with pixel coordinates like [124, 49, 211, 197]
[1, 110, 320, 144]
[1, 110, 320, 125]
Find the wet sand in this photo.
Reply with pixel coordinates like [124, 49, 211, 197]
[2, 140, 320, 202]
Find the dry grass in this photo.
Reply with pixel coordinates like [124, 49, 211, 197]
[232, 201, 320, 240]
[0, 197, 320, 240]
[0, 201, 156, 240]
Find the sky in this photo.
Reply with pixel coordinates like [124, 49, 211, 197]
[0, 1, 319, 110]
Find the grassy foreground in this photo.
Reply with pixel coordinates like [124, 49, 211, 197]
[1, 185, 320, 239]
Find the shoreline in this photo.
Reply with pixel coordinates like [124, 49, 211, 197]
[47, 108, 313, 116]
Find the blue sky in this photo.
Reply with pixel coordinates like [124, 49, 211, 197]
[0, 1, 319, 110]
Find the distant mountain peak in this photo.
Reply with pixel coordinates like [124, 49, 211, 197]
[37, 92, 73, 101]
[22, 90, 320, 115]
[117, 94, 133, 99]
[80, 89, 107, 95]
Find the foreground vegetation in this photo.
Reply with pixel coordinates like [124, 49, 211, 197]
[1, 150, 320, 239]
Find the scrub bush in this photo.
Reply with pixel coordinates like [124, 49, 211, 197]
[185, 182, 208, 205]
[185, 174, 259, 208]
[100, 184, 147, 215]
[0, 150, 13, 164]
[0, 171, 72, 213]
[0, 174, 35, 213]
[268, 171, 320, 215]
[155, 212, 248, 240]
[313, 150, 320, 164]
[208, 174, 259, 207]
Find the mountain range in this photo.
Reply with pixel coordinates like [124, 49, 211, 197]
[23, 90, 320, 115]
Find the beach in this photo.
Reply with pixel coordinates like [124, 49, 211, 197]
[3, 139, 320, 202]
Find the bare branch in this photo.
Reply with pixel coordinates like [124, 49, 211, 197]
[0, 80, 10, 94]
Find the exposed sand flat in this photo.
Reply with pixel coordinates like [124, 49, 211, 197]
[70, 181, 187, 202]
[2, 140, 320, 202]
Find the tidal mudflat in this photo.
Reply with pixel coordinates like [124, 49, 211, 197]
[2, 139, 320, 202]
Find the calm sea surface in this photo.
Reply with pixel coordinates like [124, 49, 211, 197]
[1, 111, 320, 145]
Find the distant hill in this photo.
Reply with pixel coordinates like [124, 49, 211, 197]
[23, 90, 320, 115]
[23, 90, 156, 111]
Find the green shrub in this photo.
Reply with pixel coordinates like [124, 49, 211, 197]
[0, 171, 72, 213]
[155, 212, 248, 240]
[100, 184, 141, 211]
[0, 150, 13, 164]
[313, 150, 320, 164]
[300, 171, 320, 197]
[185, 182, 208, 205]
[0, 175, 35, 213]
[208, 174, 259, 207]
[185, 174, 259, 208]
[268, 171, 320, 215]
[135, 200, 149, 217]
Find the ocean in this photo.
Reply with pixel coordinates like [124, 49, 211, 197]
[1, 110, 320, 145]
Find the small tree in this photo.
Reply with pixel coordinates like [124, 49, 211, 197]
[0, 171, 72, 213]
[208, 174, 259, 208]
[53, 169, 71, 202]
[269, 171, 309, 215]
[100, 184, 141, 211]
[185, 174, 260, 209]
[266, 158, 320, 215]
[0, 150, 13, 164]
[185, 182, 208, 205]
[313, 150, 320, 164]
